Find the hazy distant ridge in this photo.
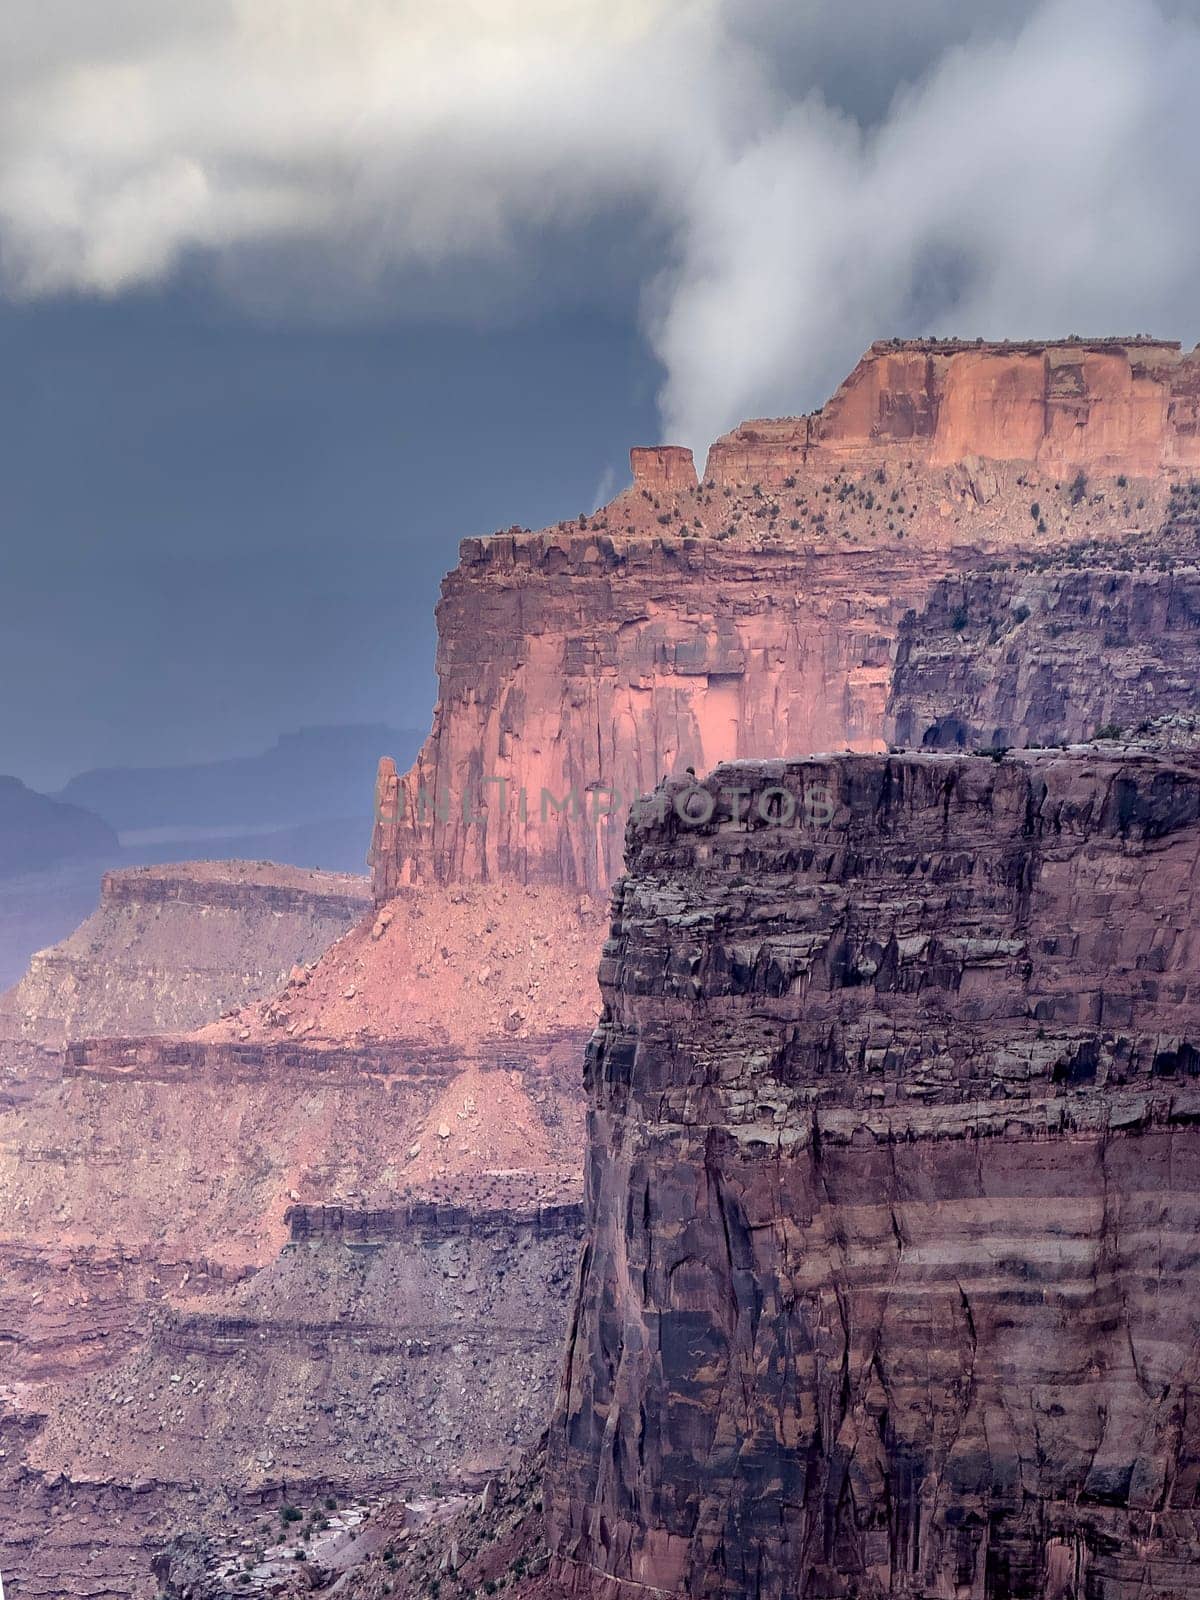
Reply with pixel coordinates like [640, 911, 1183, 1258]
[56, 724, 421, 833]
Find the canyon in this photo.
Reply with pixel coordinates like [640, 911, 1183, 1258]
[0, 869, 591, 1597]
[6, 336, 1200, 1597]
[9, 710, 579, 1583]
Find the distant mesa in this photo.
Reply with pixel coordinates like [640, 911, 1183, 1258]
[56, 722, 424, 837]
[0, 774, 116, 879]
[0, 724, 425, 992]
[1, 859, 370, 1044]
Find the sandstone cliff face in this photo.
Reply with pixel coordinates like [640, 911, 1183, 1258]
[371, 340, 1199, 903]
[712, 338, 1200, 481]
[373, 537, 924, 897]
[546, 752, 1200, 1600]
[631, 446, 700, 497]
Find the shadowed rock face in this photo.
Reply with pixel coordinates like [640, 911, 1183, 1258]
[546, 751, 1200, 1600]
[889, 556, 1200, 755]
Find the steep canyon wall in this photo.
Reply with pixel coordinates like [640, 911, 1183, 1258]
[546, 752, 1200, 1599]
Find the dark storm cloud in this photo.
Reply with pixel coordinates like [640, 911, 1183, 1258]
[731, 0, 1044, 124]
[1, 0, 1198, 449]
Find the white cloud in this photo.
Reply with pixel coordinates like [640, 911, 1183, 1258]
[1, 0, 1198, 450]
[655, 0, 1200, 443]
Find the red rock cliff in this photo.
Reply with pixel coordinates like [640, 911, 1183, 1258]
[372, 535, 923, 896]
[371, 339, 1200, 900]
[546, 750, 1200, 1600]
[709, 337, 1200, 482]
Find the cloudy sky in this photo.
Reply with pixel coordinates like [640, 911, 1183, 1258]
[2, 0, 1199, 787]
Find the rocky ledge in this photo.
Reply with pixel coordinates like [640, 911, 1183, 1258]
[546, 750, 1200, 1599]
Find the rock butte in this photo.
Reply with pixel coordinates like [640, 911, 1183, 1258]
[642, 337, 1200, 490]
[372, 337, 1200, 898]
[710, 337, 1200, 481]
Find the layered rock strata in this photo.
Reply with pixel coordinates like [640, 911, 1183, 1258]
[13, 335, 1200, 1596]
[547, 751, 1200, 1599]
[715, 337, 1200, 479]
[374, 538, 924, 896]
[0, 882, 593, 1596]
[889, 550, 1200, 754]
[29, 1201, 583, 1510]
